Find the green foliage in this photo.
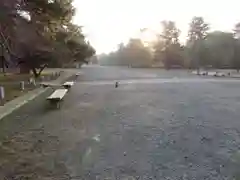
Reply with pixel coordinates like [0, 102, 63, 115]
[161, 21, 181, 45]
[99, 18, 240, 70]
[0, 0, 95, 77]
[0, 0, 22, 56]
[188, 16, 209, 42]
[204, 32, 235, 67]
[99, 38, 152, 67]
[153, 21, 183, 68]
[100, 17, 240, 71]
[186, 16, 210, 68]
[53, 24, 95, 67]
[186, 29, 240, 70]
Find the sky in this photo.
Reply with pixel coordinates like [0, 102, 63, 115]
[73, 0, 240, 54]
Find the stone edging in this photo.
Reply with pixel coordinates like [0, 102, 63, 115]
[0, 87, 49, 120]
[0, 70, 77, 120]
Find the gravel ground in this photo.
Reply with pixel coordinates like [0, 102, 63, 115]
[1, 66, 240, 180]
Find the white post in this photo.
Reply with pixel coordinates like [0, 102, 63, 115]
[20, 81, 24, 91]
[32, 79, 36, 86]
[29, 77, 33, 84]
[0, 86, 4, 101]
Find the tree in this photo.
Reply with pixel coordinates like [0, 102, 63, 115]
[0, 0, 95, 76]
[14, 15, 55, 75]
[204, 31, 235, 68]
[234, 22, 240, 38]
[185, 31, 239, 70]
[0, 0, 23, 68]
[232, 40, 240, 72]
[16, 0, 75, 74]
[188, 17, 209, 41]
[187, 16, 209, 69]
[153, 39, 165, 63]
[98, 38, 152, 67]
[154, 21, 183, 69]
[124, 38, 152, 67]
[21, 0, 75, 38]
[233, 23, 240, 71]
[54, 25, 95, 67]
[161, 21, 180, 45]
[89, 56, 98, 64]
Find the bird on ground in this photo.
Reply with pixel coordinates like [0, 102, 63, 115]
[115, 81, 119, 88]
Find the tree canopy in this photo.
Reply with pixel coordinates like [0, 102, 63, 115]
[99, 38, 152, 67]
[0, 0, 95, 77]
[153, 21, 183, 69]
[99, 17, 240, 71]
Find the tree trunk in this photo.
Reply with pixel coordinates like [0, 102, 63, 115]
[31, 65, 46, 78]
[31, 68, 39, 78]
[1, 57, 5, 73]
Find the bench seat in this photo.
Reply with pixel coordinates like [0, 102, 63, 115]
[63, 81, 75, 89]
[47, 89, 68, 101]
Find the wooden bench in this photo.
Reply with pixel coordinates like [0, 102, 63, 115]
[62, 81, 75, 89]
[208, 72, 217, 76]
[199, 71, 207, 75]
[216, 72, 226, 77]
[41, 83, 50, 88]
[40, 82, 57, 88]
[47, 89, 68, 108]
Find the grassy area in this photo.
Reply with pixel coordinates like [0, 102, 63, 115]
[0, 74, 31, 103]
[0, 71, 60, 104]
[0, 74, 32, 82]
[1, 85, 36, 103]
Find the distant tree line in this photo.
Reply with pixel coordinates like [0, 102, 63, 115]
[0, 0, 95, 77]
[98, 17, 240, 70]
[99, 39, 152, 67]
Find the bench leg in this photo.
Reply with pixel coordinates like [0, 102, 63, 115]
[63, 85, 71, 90]
[48, 100, 61, 109]
[56, 101, 61, 109]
